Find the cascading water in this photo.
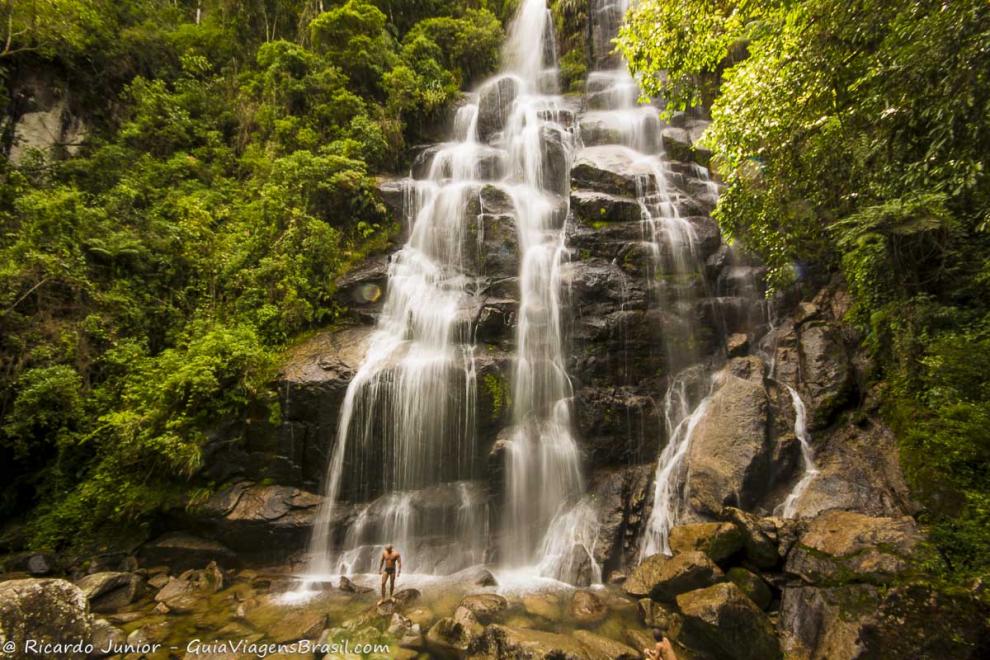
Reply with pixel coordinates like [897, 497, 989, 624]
[580, 0, 718, 560]
[778, 384, 820, 518]
[638, 373, 713, 559]
[305, 85, 490, 579]
[305, 0, 585, 580]
[498, 0, 585, 568]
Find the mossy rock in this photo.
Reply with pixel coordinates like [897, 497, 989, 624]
[726, 567, 772, 610]
[669, 522, 745, 563]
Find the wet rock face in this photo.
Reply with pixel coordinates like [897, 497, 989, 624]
[138, 532, 239, 573]
[476, 76, 520, 143]
[766, 289, 859, 430]
[585, 465, 655, 574]
[0, 579, 94, 659]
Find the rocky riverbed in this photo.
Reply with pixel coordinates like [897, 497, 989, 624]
[3, 502, 986, 659]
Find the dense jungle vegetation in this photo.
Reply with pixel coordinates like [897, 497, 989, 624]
[0, 0, 513, 549]
[620, 0, 990, 579]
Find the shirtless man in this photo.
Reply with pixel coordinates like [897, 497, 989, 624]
[645, 628, 678, 660]
[378, 544, 401, 604]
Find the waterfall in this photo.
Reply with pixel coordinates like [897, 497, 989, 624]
[498, 0, 584, 567]
[778, 385, 820, 518]
[581, 0, 717, 560]
[305, 85, 487, 579]
[304, 0, 584, 579]
[638, 374, 713, 559]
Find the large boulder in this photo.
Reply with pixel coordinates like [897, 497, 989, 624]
[522, 593, 562, 621]
[448, 566, 498, 588]
[785, 511, 923, 585]
[779, 584, 878, 659]
[544, 543, 597, 588]
[778, 583, 987, 659]
[240, 594, 327, 644]
[75, 572, 141, 614]
[153, 577, 199, 614]
[769, 293, 857, 431]
[684, 357, 777, 515]
[0, 579, 93, 659]
[624, 551, 723, 602]
[668, 522, 745, 563]
[676, 582, 782, 660]
[90, 618, 126, 658]
[785, 420, 911, 519]
[661, 127, 693, 163]
[637, 599, 683, 637]
[571, 630, 639, 659]
[723, 507, 787, 568]
[425, 609, 483, 657]
[726, 567, 773, 610]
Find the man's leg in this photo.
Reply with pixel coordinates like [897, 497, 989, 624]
[380, 572, 387, 602]
[388, 571, 396, 598]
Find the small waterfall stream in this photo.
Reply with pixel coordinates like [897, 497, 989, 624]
[778, 384, 820, 518]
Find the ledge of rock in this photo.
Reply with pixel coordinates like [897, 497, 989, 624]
[183, 482, 323, 562]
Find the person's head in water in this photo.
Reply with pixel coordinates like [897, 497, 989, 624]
[385, 544, 393, 552]
[653, 628, 664, 642]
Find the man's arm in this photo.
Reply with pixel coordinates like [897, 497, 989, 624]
[396, 553, 402, 576]
[378, 552, 385, 572]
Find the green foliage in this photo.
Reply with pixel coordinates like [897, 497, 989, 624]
[0, 0, 502, 548]
[309, 0, 395, 95]
[404, 9, 502, 86]
[620, 0, 990, 579]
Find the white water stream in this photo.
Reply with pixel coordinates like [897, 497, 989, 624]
[779, 384, 820, 518]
